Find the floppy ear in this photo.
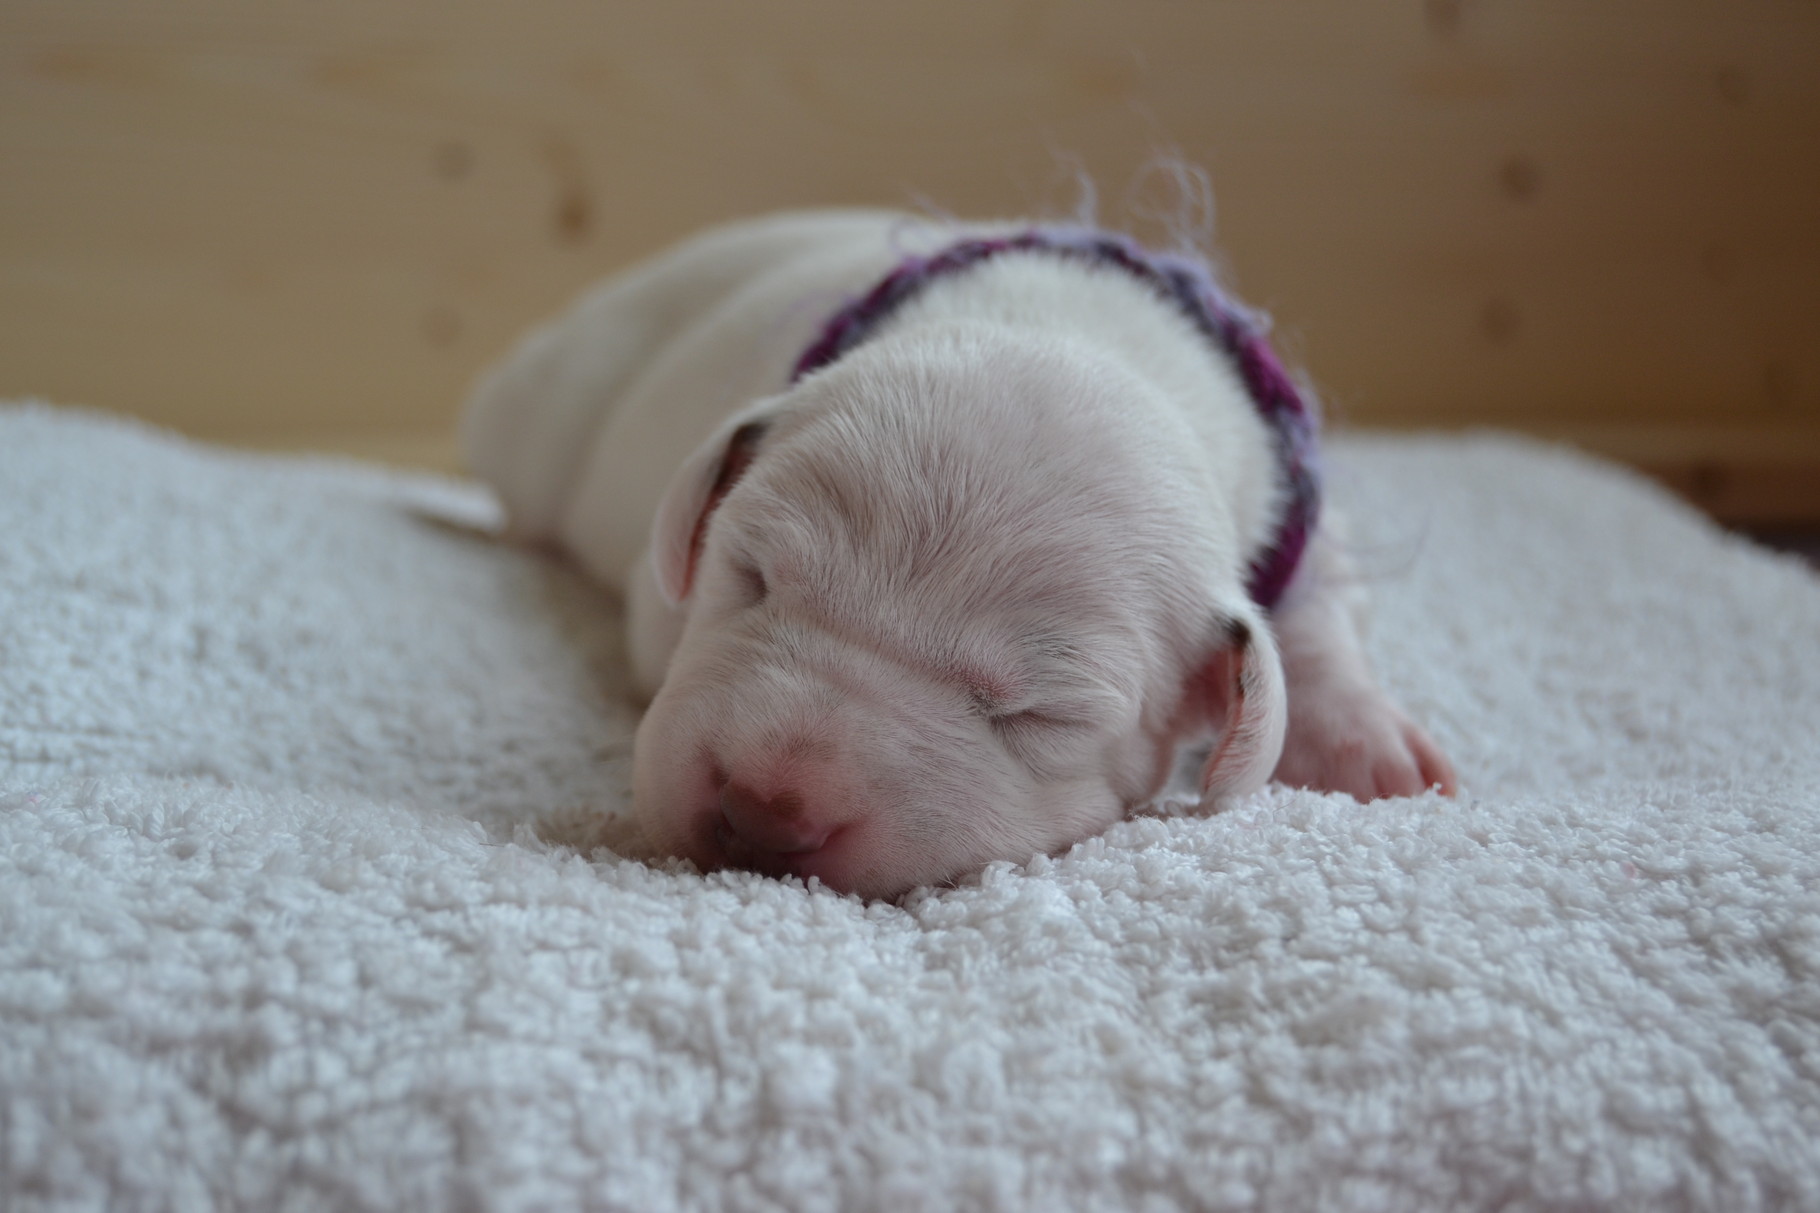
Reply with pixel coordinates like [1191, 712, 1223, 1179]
[649, 397, 786, 606]
[1180, 606, 1289, 803]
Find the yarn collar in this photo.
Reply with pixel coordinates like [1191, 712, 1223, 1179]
[791, 228, 1321, 611]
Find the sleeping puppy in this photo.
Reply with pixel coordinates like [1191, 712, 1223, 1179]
[464, 210, 1455, 899]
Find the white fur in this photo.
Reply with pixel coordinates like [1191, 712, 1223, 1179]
[465, 210, 1453, 898]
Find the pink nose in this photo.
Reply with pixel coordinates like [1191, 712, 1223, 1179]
[714, 781, 832, 870]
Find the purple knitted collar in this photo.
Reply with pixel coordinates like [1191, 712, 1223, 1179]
[791, 227, 1321, 611]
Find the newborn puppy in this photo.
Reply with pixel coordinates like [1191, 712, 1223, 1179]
[464, 210, 1455, 898]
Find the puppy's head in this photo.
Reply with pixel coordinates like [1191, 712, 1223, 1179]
[629, 329, 1285, 899]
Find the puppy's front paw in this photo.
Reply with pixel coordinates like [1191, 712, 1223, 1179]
[1275, 687, 1457, 802]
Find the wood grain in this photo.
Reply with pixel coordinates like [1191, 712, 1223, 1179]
[2, 1, 1816, 515]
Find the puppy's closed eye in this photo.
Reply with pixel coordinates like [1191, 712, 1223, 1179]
[964, 675, 1083, 740]
[987, 705, 1083, 751]
[984, 706, 1094, 775]
[988, 707, 1073, 734]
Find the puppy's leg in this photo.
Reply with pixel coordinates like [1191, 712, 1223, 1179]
[1270, 526, 1457, 800]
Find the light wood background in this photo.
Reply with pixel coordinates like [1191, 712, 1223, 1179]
[3, 1, 1817, 521]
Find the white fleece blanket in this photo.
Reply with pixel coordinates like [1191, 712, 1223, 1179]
[3, 403, 1818, 1212]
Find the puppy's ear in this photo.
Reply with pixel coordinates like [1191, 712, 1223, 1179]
[650, 397, 785, 606]
[1180, 606, 1288, 804]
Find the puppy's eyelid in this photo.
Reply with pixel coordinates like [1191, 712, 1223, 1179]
[964, 680, 1070, 729]
[988, 707, 1070, 731]
[987, 707, 1083, 770]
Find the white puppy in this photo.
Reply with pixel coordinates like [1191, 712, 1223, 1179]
[464, 210, 1455, 899]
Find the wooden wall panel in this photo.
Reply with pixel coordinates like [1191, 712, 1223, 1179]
[2, 1, 1817, 518]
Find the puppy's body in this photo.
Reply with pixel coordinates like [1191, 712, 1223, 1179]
[466, 210, 1454, 898]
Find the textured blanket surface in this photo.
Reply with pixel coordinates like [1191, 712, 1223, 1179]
[3, 403, 1818, 1212]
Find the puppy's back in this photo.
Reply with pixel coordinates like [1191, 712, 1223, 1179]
[462, 210, 914, 545]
